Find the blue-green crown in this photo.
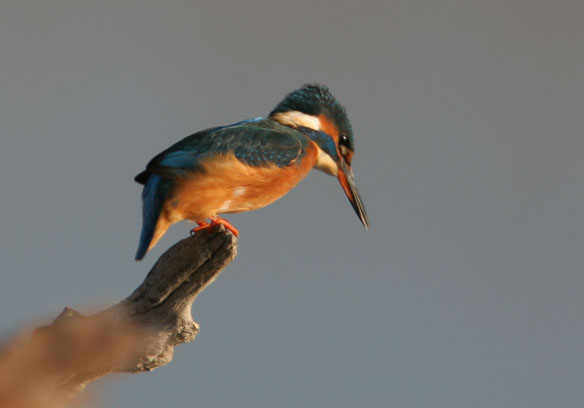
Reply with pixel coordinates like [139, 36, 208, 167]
[270, 84, 354, 150]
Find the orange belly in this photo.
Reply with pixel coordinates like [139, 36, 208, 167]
[164, 149, 317, 222]
[146, 146, 317, 252]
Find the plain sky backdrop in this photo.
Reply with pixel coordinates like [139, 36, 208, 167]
[1, 0, 583, 407]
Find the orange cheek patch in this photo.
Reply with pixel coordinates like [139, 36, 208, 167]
[318, 114, 339, 143]
[344, 150, 354, 165]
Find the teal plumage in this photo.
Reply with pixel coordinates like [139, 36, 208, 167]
[135, 118, 311, 260]
[134, 84, 368, 260]
[135, 118, 309, 184]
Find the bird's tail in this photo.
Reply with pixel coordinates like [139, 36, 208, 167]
[135, 174, 169, 260]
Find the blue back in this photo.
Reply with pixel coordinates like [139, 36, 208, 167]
[135, 118, 310, 259]
[145, 118, 309, 177]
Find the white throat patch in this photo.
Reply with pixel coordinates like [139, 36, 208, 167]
[314, 145, 339, 176]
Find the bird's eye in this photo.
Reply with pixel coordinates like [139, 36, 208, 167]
[338, 133, 352, 160]
[339, 133, 350, 147]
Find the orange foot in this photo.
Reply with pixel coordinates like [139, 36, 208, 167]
[190, 217, 240, 237]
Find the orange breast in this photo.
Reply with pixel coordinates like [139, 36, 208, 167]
[163, 146, 318, 223]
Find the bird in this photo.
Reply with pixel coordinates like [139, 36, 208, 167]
[134, 84, 369, 260]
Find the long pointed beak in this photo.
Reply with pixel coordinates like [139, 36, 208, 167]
[338, 157, 370, 229]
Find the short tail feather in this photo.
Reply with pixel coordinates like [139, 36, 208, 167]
[135, 174, 168, 260]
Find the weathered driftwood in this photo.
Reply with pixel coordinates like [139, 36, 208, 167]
[115, 225, 237, 372]
[0, 226, 237, 407]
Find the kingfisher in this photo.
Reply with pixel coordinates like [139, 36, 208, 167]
[134, 84, 369, 260]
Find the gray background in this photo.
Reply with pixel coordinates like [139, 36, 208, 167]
[1, 0, 583, 407]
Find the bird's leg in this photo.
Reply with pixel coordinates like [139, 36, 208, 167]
[190, 217, 239, 237]
[190, 220, 211, 236]
[209, 216, 240, 237]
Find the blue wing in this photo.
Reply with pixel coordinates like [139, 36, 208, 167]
[135, 118, 309, 184]
[134, 118, 309, 260]
[135, 173, 170, 260]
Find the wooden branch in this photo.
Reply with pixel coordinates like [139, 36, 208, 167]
[0, 226, 237, 408]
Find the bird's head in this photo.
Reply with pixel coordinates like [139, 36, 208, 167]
[270, 84, 369, 229]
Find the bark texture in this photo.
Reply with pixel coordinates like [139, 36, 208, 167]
[0, 226, 237, 407]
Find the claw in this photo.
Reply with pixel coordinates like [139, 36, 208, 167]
[190, 220, 210, 236]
